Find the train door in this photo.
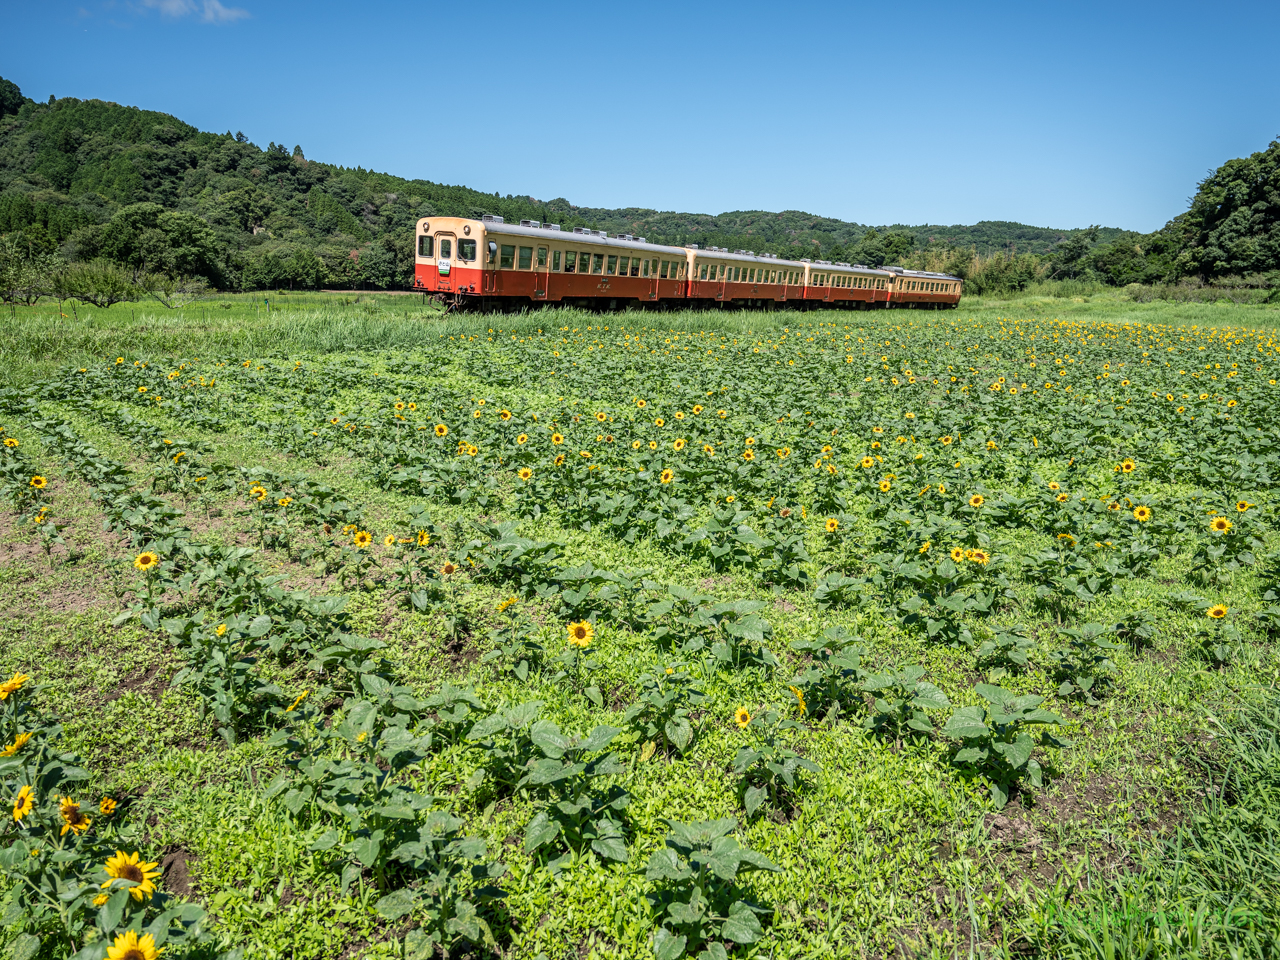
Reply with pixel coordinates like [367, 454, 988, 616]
[435, 232, 455, 291]
[648, 256, 660, 300]
[534, 244, 549, 300]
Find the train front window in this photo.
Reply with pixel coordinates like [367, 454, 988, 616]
[418, 236, 434, 257]
[499, 245, 515, 269]
[439, 238, 452, 259]
[458, 239, 476, 261]
[518, 246, 533, 269]
[591, 253, 604, 274]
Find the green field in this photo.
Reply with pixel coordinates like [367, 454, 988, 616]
[1, 292, 1279, 960]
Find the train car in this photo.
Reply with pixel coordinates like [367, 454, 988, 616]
[412, 215, 689, 309]
[684, 246, 807, 306]
[800, 260, 893, 308]
[882, 266, 962, 309]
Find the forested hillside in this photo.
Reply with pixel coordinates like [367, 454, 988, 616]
[1, 74, 1277, 297]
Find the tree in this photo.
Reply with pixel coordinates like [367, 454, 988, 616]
[0, 75, 27, 118]
[1048, 226, 1099, 279]
[1174, 138, 1280, 278]
[0, 237, 59, 306]
[56, 260, 142, 307]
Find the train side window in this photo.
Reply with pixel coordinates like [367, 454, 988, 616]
[659, 261, 670, 279]
[537, 246, 548, 268]
[679, 263, 686, 279]
[591, 253, 604, 274]
[641, 258, 650, 278]
[418, 236, 434, 257]
[618, 256, 629, 275]
[606, 255, 617, 275]
[459, 239, 476, 261]
[629, 259, 638, 277]
[563, 250, 575, 273]
[552, 250, 562, 271]
[499, 244, 515, 269]
[518, 246, 533, 270]
[699, 264, 708, 280]
[579, 252, 591, 273]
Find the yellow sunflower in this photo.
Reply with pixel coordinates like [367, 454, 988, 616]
[102, 851, 162, 901]
[734, 706, 752, 729]
[673, 438, 687, 451]
[133, 552, 160, 572]
[824, 518, 839, 533]
[383, 534, 396, 547]
[551, 433, 564, 445]
[59, 797, 91, 836]
[969, 494, 984, 508]
[516, 433, 529, 444]
[567, 620, 594, 648]
[659, 468, 675, 484]
[1207, 604, 1227, 620]
[352, 531, 373, 548]
[1236, 501, 1252, 512]
[100, 797, 118, 815]
[12, 786, 34, 822]
[1210, 516, 1232, 533]
[416, 530, 431, 547]
[29, 476, 47, 490]
[1133, 506, 1152, 522]
[878, 479, 891, 492]
[949, 547, 965, 562]
[1, 732, 33, 757]
[434, 424, 449, 437]
[441, 561, 458, 576]
[518, 467, 533, 481]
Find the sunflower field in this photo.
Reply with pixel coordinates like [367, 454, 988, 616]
[1, 306, 1279, 960]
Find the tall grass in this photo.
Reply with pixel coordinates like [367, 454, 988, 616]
[1009, 692, 1280, 959]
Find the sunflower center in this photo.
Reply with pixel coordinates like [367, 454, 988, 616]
[121, 864, 144, 882]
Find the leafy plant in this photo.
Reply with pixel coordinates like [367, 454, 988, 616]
[623, 664, 705, 758]
[860, 664, 951, 745]
[732, 707, 820, 818]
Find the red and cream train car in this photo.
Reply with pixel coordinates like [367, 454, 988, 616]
[412, 216, 961, 311]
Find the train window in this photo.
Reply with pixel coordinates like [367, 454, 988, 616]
[518, 246, 533, 270]
[552, 250, 562, 271]
[591, 253, 604, 274]
[606, 255, 618, 275]
[537, 246, 548, 268]
[563, 250, 575, 273]
[439, 238, 452, 259]
[579, 252, 591, 273]
[618, 256, 629, 275]
[659, 261, 670, 279]
[459, 239, 476, 261]
[630, 259, 640, 277]
[499, 244, 515, 269]
[642, 258, 650, 278]
[418, 235, 434, 257]
[699, 264, 708, 280]
[679, 263, 686, 279]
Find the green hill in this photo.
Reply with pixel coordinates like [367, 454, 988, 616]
[1, 75, 1276, 294]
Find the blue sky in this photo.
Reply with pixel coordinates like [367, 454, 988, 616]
[5, 0, 1278, 232]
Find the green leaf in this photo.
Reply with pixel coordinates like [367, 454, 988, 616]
[248, 614, 272, 637]
[374, 888, 418, 920]
[645, 847, 692, 882]
[743, 784, 767, 818]
[653, 927, 688, 960]
[98, 888, 129, 932]
[9, 934, 40, 960]
[720, 899, 764, 943]
[941, 707, 989, 740]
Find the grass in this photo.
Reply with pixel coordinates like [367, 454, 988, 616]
[0, 294, 1278, 959]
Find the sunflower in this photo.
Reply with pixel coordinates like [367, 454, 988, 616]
[788, 685, 807, 716]
[595, 411, 607, 422]
[215, 624, 227, 636]
[416, 530, 431, 547]
[133, 552, 160, 572]
[824, 518, 839, 533]
[1, 732, 32, 757]
[967, 549, 991, 565]
[551, 433, 564, 445]
[878, 479, 891, 493]
[734, 706, 752, 729]
[102, 851, 162, 902]
[12, 785, 33, 822]
[1237, 501, 1253, 513]
[1107, 502, 1121, 511]
[554, 454, 566, 466]
[673, 438, 687, 451]
[278, 497, 292, 507]
[919, 541, 931, 554]
[1120, 459, 1136, 473]
[1207, 604, 1228, 620]
[352, 531, 372, 548]
[940, 436, 953, 445]
[1132, 505, 1151, 522]
[440, 561, 458, 576]
[692, 405, 703, 414]
[59, 797, 91, 836]
[0, 671, 31, 701]
[647, 441, 657, 451]
[497, 597, 518, 614]
[501, 409, 514, 421]
[29, 476, 47, 490]
[745, 437, 755, 446]
[1210, 516, 1232, 533]
[871, 426, 884, 435]
[949, 546, 965, 562]
[969, 494, 984, 508]
[105, 929, 162, 960]
[515, 434, 529, 446]
[394, 401, 405, 411]
[636, 398, 647, 408]
[567, 620, 594, 648]
[383, 534, 396, 547]
[249, 485, 266, 500]
[674, 411, 685, 420]
[1047, 481, 1061, 491]
[518, 467, 533, 481]
[659, 468, 675, 484]
[2, 438, 17, 448]
[860, 456, 875, 469]
[434, 424, 449, 437]
[742, 449, 755, 461]
[1056, 493, 1070, 503]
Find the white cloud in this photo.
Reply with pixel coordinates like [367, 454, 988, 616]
[139, 0, 248, 22]
[202, 0, 249, 22]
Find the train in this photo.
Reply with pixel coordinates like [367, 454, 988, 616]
[410, 215, 962, 311]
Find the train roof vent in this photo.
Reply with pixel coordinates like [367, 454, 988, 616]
[800, 258, 813, 263]
[836, 262, 851, 267]
[519, 219, 541, 228]
[816, 259, 832, 265]
[573, 227, 588, 235]
[687, 243, 700, 249]
[853, 264, 867, 269]
[637, 237, 646, 243]
[734, 249, 747, 255]
[481, 214, 504, 224]
[546, 223, 561, 231]
[619, 233, 635, 241]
